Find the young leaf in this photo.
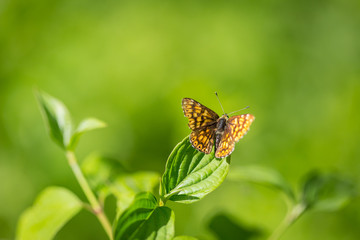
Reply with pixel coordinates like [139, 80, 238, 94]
[113, 192, 174, 240]
[300, 171, 355, 211]
[81, 153, 130, 202]
[110, 172, 160, 217]
[81, 154, 160, 216]
[227, 165, 295, 201]
[36, 90, 73, 149]
[68, 118, 107, 150]
[161, 136, 230, 204]
[16, 187, 82, 240]
[81, 154, 128, 192]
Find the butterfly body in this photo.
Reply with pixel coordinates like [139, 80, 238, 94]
[215, 115, 228, 149]
[182, 98, 254, 158]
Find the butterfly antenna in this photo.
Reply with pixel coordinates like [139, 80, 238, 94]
[215, 92, 226, 115]
[228, 106, 250, 115]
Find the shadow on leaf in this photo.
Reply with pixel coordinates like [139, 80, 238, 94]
[169, 195, 200, 202]
[208, 213, 263, 240]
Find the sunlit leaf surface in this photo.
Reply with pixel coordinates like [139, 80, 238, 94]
[16, 187, 82, 240]
[161, 136, 230, 204]
[114, 192, 174, 240]
[36, 90, 73, 149]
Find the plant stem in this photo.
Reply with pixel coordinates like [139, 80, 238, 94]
[66, 151, 113, 240]
[159, 197, 165, 206]
[268, 203, 307, 240]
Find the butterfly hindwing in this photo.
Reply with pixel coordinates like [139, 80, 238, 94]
[190, 126, 216, 154]
[182, 98, 219, 130]
[215, 114, 255, 158]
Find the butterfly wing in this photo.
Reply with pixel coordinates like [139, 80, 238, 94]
[182, 98, 219, 154]
[190, 127, 216, 154]
[182, 98, 219, 130]
[215, 114, 255, 158]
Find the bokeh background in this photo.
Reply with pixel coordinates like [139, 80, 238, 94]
[1, 0, 360, 239]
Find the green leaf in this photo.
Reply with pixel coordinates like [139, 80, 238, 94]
[208, 213, 263, 240]
[173, 236, 199, 240]
[36, 90, 106, 150]
[82, 154, 160, 216]
[110, 172, 161, 217]
[114, 192, 174, 240]
[300, 171, 355, 211]
[81, 154, 128, 192]
[36, 90, 73, 149]
[161, 136, 230, 204]
[227, 165, 295, 201]
[68, 118, 107, 150]
[16, 187, 82, 240]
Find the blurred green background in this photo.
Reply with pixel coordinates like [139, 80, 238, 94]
[1, 0, 360, 239]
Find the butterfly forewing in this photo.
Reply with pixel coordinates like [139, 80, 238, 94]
[190, 127, 216, 154]
[215, 114, 255, 158]
[182, 98, 219, 130]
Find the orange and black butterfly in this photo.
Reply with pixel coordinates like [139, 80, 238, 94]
[182, 96, 255, 158]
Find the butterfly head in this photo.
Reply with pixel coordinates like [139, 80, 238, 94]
[220, 113, 229, 120]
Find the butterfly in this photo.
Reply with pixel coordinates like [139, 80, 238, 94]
[182, 97, 255, 158]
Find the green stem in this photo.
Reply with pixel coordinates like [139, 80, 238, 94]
[268, 203, 307, 240]
[159, 198, 165, 207]
[66, 151, 113, 240]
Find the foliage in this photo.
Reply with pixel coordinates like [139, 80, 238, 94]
[16, 187, 82, 240]
[160, 136, 230, 204]
[300, 171, 355, 212]
[15, 91, 356, 240]
[229, 166, 355, 240]
[113, 192, 174, 240]
[35, 89, 106, 150]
